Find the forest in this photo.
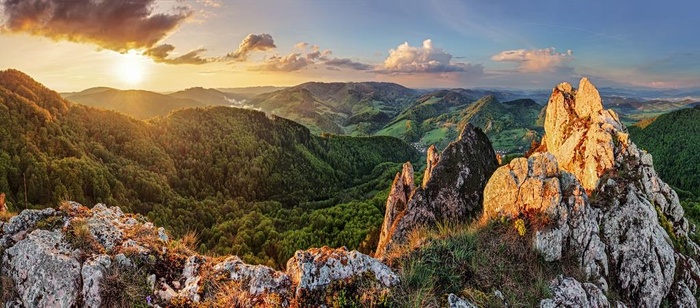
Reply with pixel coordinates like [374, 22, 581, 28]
[0, 70, 419, 267]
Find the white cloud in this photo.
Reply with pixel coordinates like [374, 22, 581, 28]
[491, 47, 573, 73]
[378, 39, 479, 74]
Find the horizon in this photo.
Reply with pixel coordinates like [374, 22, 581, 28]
[1, 0, 699, 92]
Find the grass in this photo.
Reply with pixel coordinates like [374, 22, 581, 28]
[384, 218, 584, 308]
[99, 264, 151, 308]
[64, 218, 104, 259]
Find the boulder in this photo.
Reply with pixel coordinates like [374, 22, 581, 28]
[85, 203, 125, 251]
[448, 293, 478, 308]
[212, 256, 291, 306]
[287, 246, 398, 299]
[81, 254, 112, 308]
[540, 276, 610, 308]
[1, 208, 57, 248]
[2, 230, 81, 307]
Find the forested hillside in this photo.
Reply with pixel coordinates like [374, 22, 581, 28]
[0, 69, 419, 267]
[628, 106, 700, 199]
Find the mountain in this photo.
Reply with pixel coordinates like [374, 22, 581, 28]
[2, 75, 700, 307]
[168, 87, 245, 105]
[628, 105, 700, 198]
[0, 69, 419, 266]
[216, 85, 284, 98]
[245, 81, 418, 135]
[62, 87, 208, 119]
[603, 96, 698, 125]
[377, 92, 544, 153]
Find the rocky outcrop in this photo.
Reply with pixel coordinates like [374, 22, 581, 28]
[376, 162, 415, 257]
[540, 276, 614, 308]
[288, 246, 398, 304]
[376, 124, 498, 257]
[483, 153, 609, 289]
[422, 144, 440, 188]
[485, 77, 700, 307]
[0, 202, 398, 307]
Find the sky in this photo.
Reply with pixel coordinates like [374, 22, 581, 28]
[0, 0, 698, 92]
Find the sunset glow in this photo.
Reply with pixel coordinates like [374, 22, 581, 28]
[115, 50, 146, 86]
[0, 0, 697, 91]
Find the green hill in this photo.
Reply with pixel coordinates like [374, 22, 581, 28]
[168, 87, 243, 105]
[628, 106, 700, 198]
[0, 69, 419, 266]
[62, 87, 208, 119]
[246, 82, 418, 135]
[377, 93, 544, 153]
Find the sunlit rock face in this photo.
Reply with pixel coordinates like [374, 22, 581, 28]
[484, 77, 700, 307]
[375, 124, 498, 258]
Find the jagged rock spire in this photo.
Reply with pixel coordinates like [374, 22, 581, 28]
[375, 124, 498, 258]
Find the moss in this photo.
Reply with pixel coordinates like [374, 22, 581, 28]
[34, 215, 64, 231]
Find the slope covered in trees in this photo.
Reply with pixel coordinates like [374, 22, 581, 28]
[628, 106, 700, 199]
[0, 69, 419, 267]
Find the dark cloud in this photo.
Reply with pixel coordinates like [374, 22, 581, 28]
[249, 53, 311, 72]
[227, 33, 276, 61]
[1, 0, 192, 52]
[145, 44, 210, 65]
[325, 58, 373, 71]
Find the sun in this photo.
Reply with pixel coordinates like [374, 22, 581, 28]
[115, 49, 146, 86]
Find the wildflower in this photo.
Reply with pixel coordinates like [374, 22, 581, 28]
[514, 218, 526, 237]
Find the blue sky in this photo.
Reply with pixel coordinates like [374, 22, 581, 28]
[0, 0, 698, 91]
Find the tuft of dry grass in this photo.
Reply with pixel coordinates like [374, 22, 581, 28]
[64, 218, 104, 259]
[387, 217, 585, 308]
[99, 265, 151, 308]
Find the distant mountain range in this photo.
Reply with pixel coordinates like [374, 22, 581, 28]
[60, 81, 699, 154]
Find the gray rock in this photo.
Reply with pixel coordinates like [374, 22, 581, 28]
[287, 246, 399, 298]
[85, 204, 124, 251]
[114, 253, 134, 268]
[599, 182, 676, 307]
[213, 256, 290, 295]
[147, 274, 157, 292]
[157, 227, 169, 243]
[177, 255, 206, 302]
[539, 276, 610, 308]
[376, 124, 498, 257]
[448, 293, 477, 308]
[82, 254, 112, 308]
[2, 230, 81, 307]
[1, 208, 56, 247]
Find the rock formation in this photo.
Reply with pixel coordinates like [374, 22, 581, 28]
[484, 77, 700, 307]
[376, 124, 498, 257]
[0, 202, 397, 307]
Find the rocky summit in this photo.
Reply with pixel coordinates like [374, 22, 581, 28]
[375, 123, 498, 257]
[484, 77, 700, 307]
